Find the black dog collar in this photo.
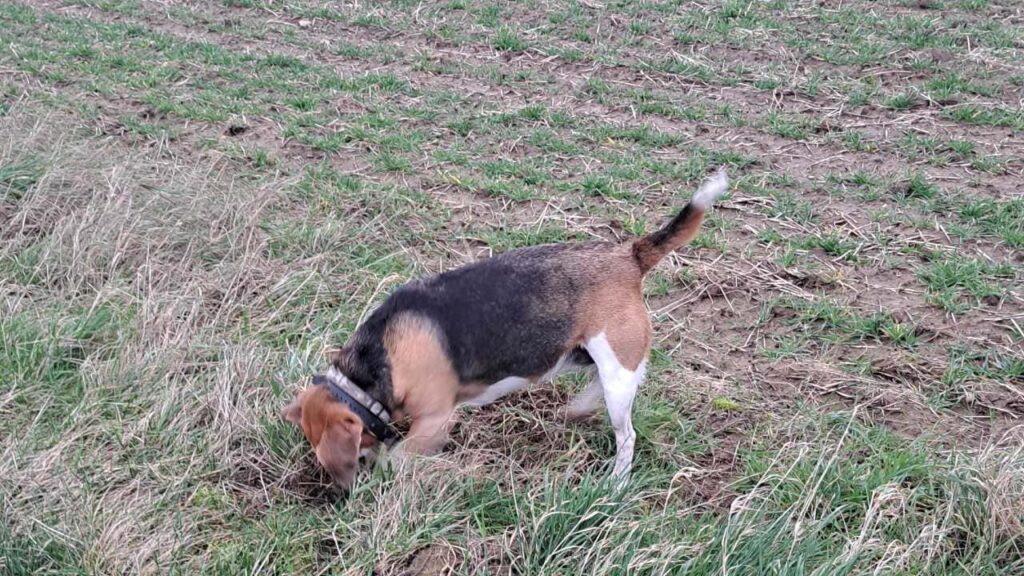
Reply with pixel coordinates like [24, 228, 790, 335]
[314, 366, 399, 445]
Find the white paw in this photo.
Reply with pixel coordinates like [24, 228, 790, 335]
[611, 464, 632, 489]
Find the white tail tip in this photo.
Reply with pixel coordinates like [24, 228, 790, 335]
[691, 167, 728, 211]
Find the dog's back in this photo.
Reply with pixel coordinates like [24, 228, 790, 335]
[379, 241, 630, 385]
[336, 168, 728, 394]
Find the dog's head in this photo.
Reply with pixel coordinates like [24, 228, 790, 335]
[282, 385, 378, 490]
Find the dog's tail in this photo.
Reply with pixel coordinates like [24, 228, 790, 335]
[631, 168, 728, 274]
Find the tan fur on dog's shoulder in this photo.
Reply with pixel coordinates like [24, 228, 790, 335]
[384, 314, 460, 455]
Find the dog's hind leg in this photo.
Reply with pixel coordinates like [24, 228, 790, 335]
[565, 372, 602, 420]
[584, 332, 647, 482]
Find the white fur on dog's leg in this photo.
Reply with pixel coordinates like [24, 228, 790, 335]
[386, 444, 408, 467]
[386, 410, 451, 475]
[605, 365, 643, 484]
[384, 444, 419, 480]
[585, 333, 645, 484]
[566, 377, 603, 420]
[461, 376, 530, 408]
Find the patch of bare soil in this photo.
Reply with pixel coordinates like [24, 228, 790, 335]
[648, 219, 1022, 445]
[388, 543, 461, 576]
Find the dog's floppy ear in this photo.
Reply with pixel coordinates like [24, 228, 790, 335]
[316, 412, 363, 490]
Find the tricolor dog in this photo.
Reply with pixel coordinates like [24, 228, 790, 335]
[283, 169, 728, 490]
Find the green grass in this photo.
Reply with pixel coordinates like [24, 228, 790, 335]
[0, 156, 45, 200]
[765, 112, 812, 140]
[956, 198, 1024, 247]
[896, 172, 940, 200]
[938, 345, 1024, 406]
[2, 0, 1023, 573]
[918, 254, 1016, 311]
[766, 297, 922, 348]
[792, 232, 863, 263]
[492, 27, 528, 52]
[883, 92, 917, 110]
[944, 104, 1024, 130]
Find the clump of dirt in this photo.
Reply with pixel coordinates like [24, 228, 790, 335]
[388, 543, 461, 576]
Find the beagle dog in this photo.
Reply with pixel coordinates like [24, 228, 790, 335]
[283, 169, 728, 490]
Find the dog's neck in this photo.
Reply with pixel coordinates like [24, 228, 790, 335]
[322, 366, 398, 444]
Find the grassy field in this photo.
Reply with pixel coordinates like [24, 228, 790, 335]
[1, 0, 1023, 573]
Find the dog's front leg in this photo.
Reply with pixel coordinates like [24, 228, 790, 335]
[387, 409, 454, 465]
